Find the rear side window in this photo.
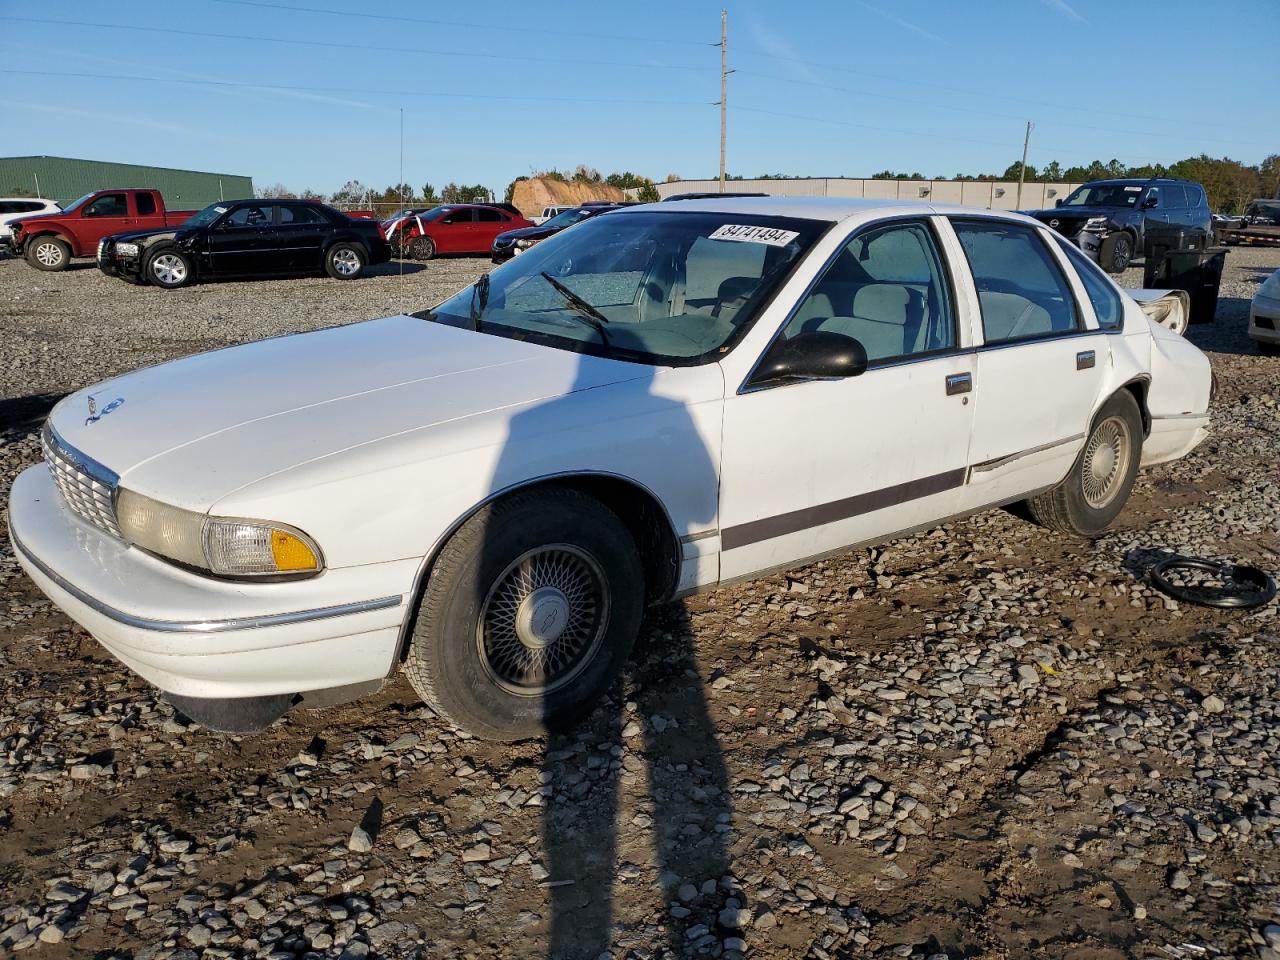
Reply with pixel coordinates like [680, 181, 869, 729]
[1056, 238, 1124, 330]
[0, 202, 13, 214]
[1187, 184, 1206, 207]
[475, 208, 504, 222]
[135, 193, 156, 215]
[1162, 184, 1187, 208]
[951, 220, 1080, 343]
[280, 205, 326, 224]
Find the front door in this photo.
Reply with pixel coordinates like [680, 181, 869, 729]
[208, 203, 276, 274]
[80, 192, 132, 241]
[719, 217, 976, 580]
[946, 218, 1106, 508]
[435, 208, 476, 253]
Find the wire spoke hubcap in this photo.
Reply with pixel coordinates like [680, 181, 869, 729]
[333, 249, 360, 275]
[1082, 415, 1130, 508]
[478, 545, 609, 696]
[152, 254, 185, 283]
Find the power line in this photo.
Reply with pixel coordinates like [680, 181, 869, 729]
[0, 68, 708, 107]
[0, 16, 712, 73]
[209, 0, 711, 46]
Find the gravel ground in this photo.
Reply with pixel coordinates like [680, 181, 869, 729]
[1, 247, 1278, 960]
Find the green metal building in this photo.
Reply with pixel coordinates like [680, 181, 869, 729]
[0, 156, 253, 206]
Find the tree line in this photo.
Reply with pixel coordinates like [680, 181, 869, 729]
[256, 180, 492, 207]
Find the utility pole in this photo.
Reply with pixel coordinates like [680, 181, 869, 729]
[719, 9, 728, 192]
[1016, 120, 1033, 209]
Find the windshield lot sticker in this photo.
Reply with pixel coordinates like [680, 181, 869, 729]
[709, 224, 799, 246]
[1124, 186, 1142, 191]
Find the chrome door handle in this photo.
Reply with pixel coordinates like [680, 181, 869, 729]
[945, 372, 972, 395]
[1076, 350, 1096, 370]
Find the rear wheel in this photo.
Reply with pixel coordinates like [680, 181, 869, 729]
[409, 236, 435, 260]
[1025, 391, 1144, 537]
[325, 242, 366, 279]
[1100, 232, 1134, 274]
[147, 248, 193, 289]
[404, 487, 643, 741]
[26, 236, 70, 271]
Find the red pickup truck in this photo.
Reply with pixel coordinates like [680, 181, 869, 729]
[11, 188, 197, 271]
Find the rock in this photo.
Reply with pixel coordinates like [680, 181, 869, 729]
[462, 843, 491, 863]
[348, 825, 374, 853]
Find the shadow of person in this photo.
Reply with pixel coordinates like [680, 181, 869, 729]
[461, 323, 734, 957]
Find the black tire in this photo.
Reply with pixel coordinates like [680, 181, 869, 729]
[25, 235, 71, 271]
[1025, 391, 1144, 538]
[324, 242, 366, 279]
[1099, 232, 1134, 274]
[1259, 342, 1280, 357]
[409, 236, 435, 260]
[404, 487, 644, 741]
[146, 247, 194, 289]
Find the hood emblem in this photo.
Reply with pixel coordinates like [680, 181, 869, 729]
[85, 395, 124, 425]
[1049, 219, 1060, 228]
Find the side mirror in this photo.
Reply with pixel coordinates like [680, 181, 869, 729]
[1142, 196, 1158, 209]
[751, 330, 868, 386]
[1054, 198, 1063, 207]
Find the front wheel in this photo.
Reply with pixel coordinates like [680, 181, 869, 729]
[1025, 391, 1144, 538]
[325, 242, 366, 279]
[404, 487, 644, 741]
[147, 248, 193, 288]
[1099, 232, 1134, 274]
[26, 236, 71, 271]
[1259, 342, 1280, 357]
[408, 236, 435, 260]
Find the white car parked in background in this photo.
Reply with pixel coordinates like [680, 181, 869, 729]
[1249, 268, 1280, 356]
[9, 197, 1213, 739]
[0, 197, 60, 248]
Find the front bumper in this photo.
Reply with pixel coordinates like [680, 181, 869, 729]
[1249, 295, 1280, 345]
[8, 465, 417, 699]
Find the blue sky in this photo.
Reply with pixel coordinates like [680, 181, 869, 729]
[3, 0, 1276, 195]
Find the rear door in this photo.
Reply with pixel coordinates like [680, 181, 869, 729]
[1161, 183, 1189, 247]
[473, 207, 509, 251]
[947, 217, 1106, 508]
[276, 204, 330, 270]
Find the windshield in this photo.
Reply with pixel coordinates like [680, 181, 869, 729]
[426, 210, 828, 365]
[60, 193, 95, 214]
[1062, 183, 1145, 207]
[542, 207, 597, 230]
[186, 203, 232, 228]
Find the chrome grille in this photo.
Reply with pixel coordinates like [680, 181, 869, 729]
[41, 424, 123, 539]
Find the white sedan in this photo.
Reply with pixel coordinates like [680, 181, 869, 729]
[8, 197, 1213, 739]
[1250, 267, 1280, 355]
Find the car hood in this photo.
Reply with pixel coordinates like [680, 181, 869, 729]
[106, 227, 184, 244]
[47, 315, 654, 511]
[495, 224, 559, 244]
[1024, 206, 1126, 221]
[10, 212, 64, 230]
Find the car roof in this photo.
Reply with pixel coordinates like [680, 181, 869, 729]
[612, 194, 1045, 227]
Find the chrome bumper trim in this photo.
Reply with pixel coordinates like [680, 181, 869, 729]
[10, 530, 402, 634]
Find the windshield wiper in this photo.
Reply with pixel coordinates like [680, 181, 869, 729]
[538, 272, 614, 357]
[469, 273, 490, 331]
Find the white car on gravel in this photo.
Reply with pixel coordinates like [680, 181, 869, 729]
[1250, 267, 1280, 356]
[0, 197, 60, 248]
[8, 197, 1214, 739]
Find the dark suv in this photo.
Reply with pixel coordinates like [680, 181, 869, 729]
[1025, 178, 1211, 273]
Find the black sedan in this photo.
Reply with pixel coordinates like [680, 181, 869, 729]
[491, 203, 631, 263]
[99, 199, 391, 289]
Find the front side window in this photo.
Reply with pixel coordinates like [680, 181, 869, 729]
[951, 220, 1079, 343]
[1056, 237, 1124, 330]
[225, 204, 273, 227]
[442, 209, 475, 225]
[779, 219, 955, 363]
[427, 211, 827, 365]
[84, 193, 127, 218]
[135, 193, 157, 216]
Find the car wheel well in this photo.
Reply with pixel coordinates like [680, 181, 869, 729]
[392, 474, 680, 670]
[1119, 378, 1151, 437]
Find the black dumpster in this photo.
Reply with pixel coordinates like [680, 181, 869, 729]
[1143, 247, 1227, 324]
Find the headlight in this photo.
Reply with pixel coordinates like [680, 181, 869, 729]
[116, 489, 323, 578]
[115, 242, 140, 257]
[1259, 271, 1280, 300]
[515, 238, 536, 249]
[1082, 217, 1109, 231]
